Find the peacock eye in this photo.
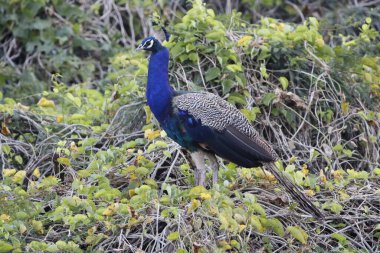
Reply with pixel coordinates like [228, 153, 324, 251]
[144, 39, 154, 49]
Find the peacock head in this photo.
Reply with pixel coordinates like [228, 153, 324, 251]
[137, 36, 163, 52]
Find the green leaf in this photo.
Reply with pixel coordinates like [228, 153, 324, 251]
[219, 212, 229, 230]
[56, 241, 66, 250]
[285, 164, 296, 173]
[188, 53, 198, 62]
[322, 201, 343, 214]
[29, 241, 49, 251]
[155, 140, 168, 148]
[333, 144, 343, 152]
[0, 241, 13, 252]
[31, 19, 52, 30]
[66, 93, 81, 107]
[12, 171, 26, 184]
[179, 54, 188, 62]
[228, 93, 247, 106]
[259, 63, 269, 78]
[40, 176, 60, 188]
[189, 185, 208, 199]
[147, 144, 156, 153]
[252, 203, 266, 217]
[205, 67, 221, 82]
[167, 231, 180, 241]
[230, 239, 240, 249]
[267, 218, 285, 237]
[309, 148, 320, 161]
[205, 30, 225, 41]
[331, 233, 347, 246]
[1, 144, 11, 155]
[135, 167, 149, 176]
[57, 157, 71, 166]
[222, 79, 235, 94]
[279, 76, 289, 90]
[360, 57, 378, 69]
[287, 226, 308, 244]
[261, 93, 276, 106]
[346, 169, 369, 180]
[249, 215, 264, 232]
[15, 155, 23, 164]
[171, 43, 186, 58]
[374, 168, 380, 176]
[15, 211, 29, 220]
[308, 17, 319, 28]
[330, 203, 343, 214]
[185, 43, 195, 52]
[226, 64, 242, 72]
[240, 108, 260, 122]
[31, 220, 44, 234]
[81, 138, 98, 147]
[342, 149, 352, 157]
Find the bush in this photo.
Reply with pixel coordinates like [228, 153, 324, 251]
[0, 0, 379, 252]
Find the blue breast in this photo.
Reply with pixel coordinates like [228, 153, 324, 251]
[160, 108, 215, 151]
[160, 114, 196, 151]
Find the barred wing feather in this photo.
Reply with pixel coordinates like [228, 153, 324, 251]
[173, 92, 278, 165]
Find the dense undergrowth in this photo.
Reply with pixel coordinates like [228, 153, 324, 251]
[1, 0, 380, 252]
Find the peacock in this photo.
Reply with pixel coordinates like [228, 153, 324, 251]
[137, 32, 323, 218]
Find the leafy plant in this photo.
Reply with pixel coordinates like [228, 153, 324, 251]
[0, 0, 379, 252]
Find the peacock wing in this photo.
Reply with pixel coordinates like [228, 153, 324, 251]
[172, 92, 278, 166]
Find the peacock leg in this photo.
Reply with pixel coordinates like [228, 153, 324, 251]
[205, 153, 219, 185]
[190, 151, 206, 186]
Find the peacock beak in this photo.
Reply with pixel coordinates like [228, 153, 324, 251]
[136, 44, 143, 50]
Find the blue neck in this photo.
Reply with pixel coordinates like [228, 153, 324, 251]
[146, 47, 173, 122]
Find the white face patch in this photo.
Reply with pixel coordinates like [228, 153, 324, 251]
[143, 39, 154, 49]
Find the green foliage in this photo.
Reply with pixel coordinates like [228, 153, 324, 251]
[167, 0, 246, 96]
[0, 241, 13, 253]
[0, 0, 154, 104]
[0, 0, 379, 252]
[322, 201, 344, 214]
[167, 231, 180, 241]
[286, 225, 308, 244]
[0, 0, 95, 98]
